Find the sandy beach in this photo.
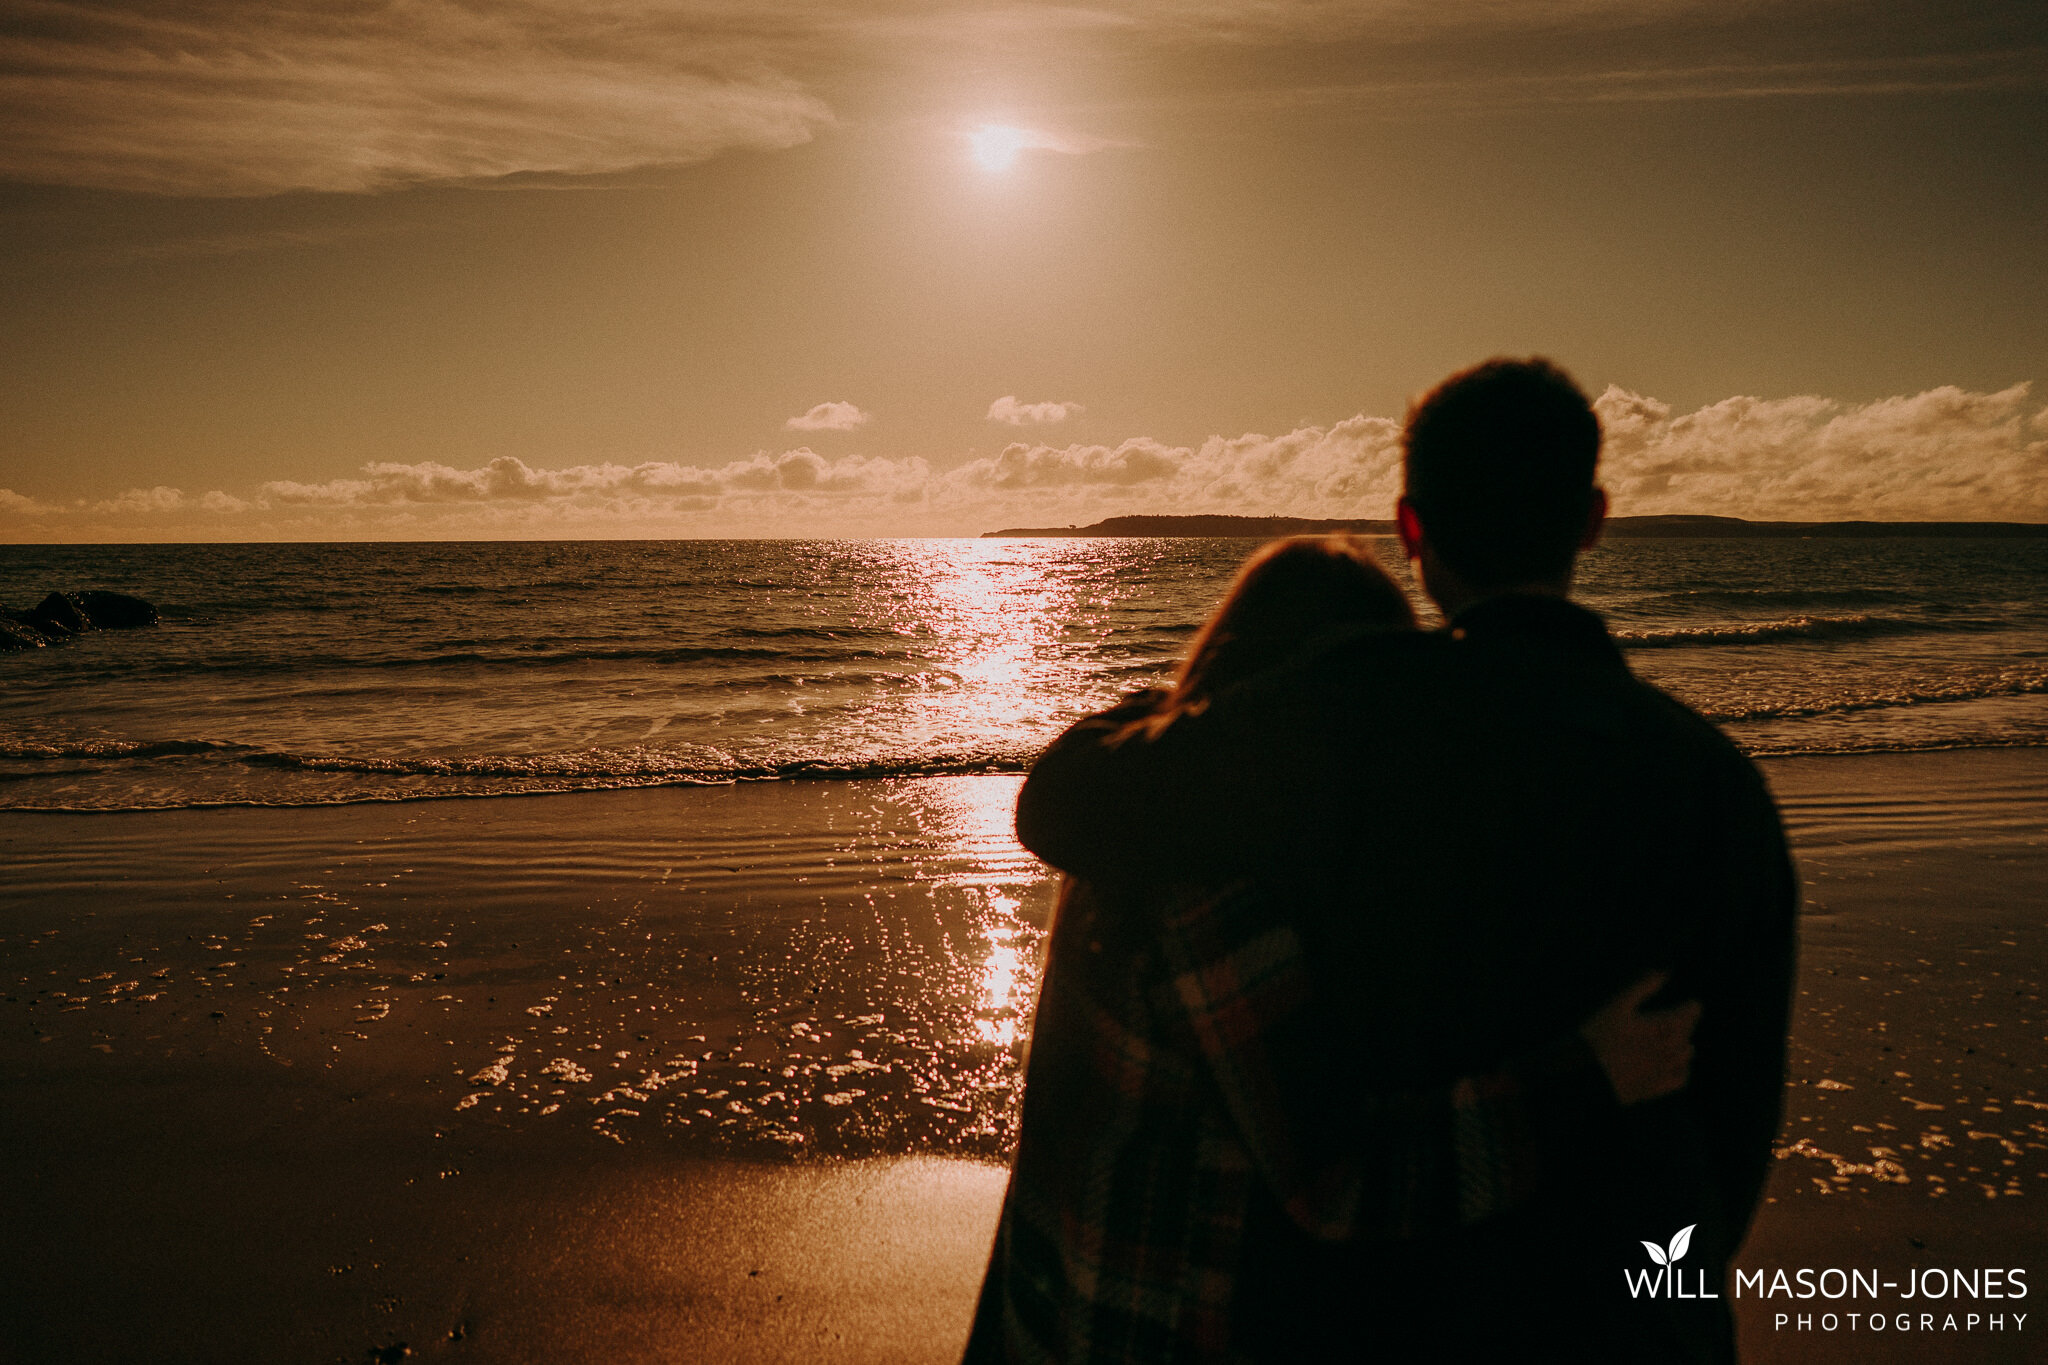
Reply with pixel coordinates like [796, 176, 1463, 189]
[3, 749, 2044, 1362]
[1739, 749, 2047, 1363]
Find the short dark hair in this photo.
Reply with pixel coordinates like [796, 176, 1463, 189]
[1402, 357, 1601, 588]
[1173, 535, 1414, 702]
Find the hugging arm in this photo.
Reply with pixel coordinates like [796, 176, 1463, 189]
[1162, 884, 1693, 1242]
[1016, 674, 1336, 882]
[1327, 1031, 1623, 1240]
[1014, 698, 1238, 880]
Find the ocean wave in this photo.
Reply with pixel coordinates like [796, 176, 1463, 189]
[1617, 615, 2005, 649]
[725, 625, 923, 642]
[1101, 659, 1179, 679]
[161, 594, 338, 616]
[10, 738, 2047, 813]
[6, 708, 2046, 813]
[0, 737, 1019, 782]
[237, 744, 1035, 782]
[1627, 587, 1925, 612]
[1109, 638, 1197, 657]
[37, 643, 914, 679]
[0, 745, 1043, 812]
[1700, 674, 2048, 723]
[407, 576, 744, 596]
[0, 737, 247, 761]
[15, 637, 1184, 683]
[1741, 736, 2048, 758]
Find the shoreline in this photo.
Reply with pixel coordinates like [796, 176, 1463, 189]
[4, 749, 2045, 1361]
[978, 514, 2048, 539]
[3, 739, 2044, 819]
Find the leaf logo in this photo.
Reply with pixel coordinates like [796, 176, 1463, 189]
[1641, 1224, 1696, 1267]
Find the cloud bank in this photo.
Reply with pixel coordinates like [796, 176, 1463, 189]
[986, 396, 1084, 426]
[4, 384, 2041, 540]
[785, 401, 873, 432]
[1595, 383, 2048, 521]
[259, 448, 926, 507]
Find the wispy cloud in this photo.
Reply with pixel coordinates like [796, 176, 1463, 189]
[963, 123, 1130, 171]
[785, 401, 872, 432]
[1201, 49, 2048, 115]
[0, 1, 832, 196]
[986, 396, 1084, 425]
[105, 222, 415, 264]
[5, 384, 2041, 539]
[902, 1, 2048, 114]
[3, 2, 2035, 198]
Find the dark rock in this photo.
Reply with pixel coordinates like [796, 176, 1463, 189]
[28, 591, 86, 637]
[0, 617, 49, 651]
[1, 590, 161, 648]
[74, 589, 159, 629]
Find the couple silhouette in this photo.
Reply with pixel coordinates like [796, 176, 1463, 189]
[966, 358, 1798, 1364]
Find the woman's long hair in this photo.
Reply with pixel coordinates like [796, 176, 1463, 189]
[1169, 534, 1416, 706]
[1037, 536, 1416, 1165]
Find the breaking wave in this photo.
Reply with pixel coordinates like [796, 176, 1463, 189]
[1701, 674, 2048, 723]
[1617, 615, 2005, 649]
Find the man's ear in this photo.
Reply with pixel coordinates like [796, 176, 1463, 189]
[1578, 487, 1608, 550]
[1396, 497, 1426, 560]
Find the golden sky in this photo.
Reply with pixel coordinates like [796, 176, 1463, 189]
[1, 0, 2044, 539]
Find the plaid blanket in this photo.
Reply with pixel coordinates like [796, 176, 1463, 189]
[964, 878, 1612, 1364]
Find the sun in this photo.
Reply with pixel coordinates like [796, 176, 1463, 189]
[968, 125, 1032, 173]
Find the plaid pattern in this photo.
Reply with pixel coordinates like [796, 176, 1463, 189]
[965, 878, 1602, 1365]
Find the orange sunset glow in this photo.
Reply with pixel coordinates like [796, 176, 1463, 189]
[1, 3, 2042, 541]
[3, 6, 2046, 1365]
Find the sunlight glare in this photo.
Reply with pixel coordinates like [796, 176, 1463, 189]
[977, 891, 1026, 1047]
[909, 541, 1062, 741]
[913, 775, 1039, 889]
[969, 124, 1032, 173]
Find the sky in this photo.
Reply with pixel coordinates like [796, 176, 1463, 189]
[1, 0, 2044, 540]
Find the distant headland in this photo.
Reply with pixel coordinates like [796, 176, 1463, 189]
[981, 514, 2048, 539]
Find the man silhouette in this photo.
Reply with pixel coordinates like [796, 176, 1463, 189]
[1010, 358, 1797, 1361]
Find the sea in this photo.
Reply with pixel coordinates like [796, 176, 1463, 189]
[3, 536, 2047, 812]
[5, 534, 2047, 1169]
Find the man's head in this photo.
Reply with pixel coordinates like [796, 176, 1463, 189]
[1396, 357, 1606, 614]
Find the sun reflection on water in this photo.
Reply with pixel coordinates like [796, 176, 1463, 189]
[901, 775, 1052, 1056]
[879, 544, 1085, 1060]
[896, 539, 1076, 744]
[906, 774, 1040, 888]
[977, 892, 1028, 1048]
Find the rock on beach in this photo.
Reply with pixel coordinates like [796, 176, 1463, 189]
[0, 590, 160, 650]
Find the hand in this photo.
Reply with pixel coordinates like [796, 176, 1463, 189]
[1579, 971, 1701, 1106]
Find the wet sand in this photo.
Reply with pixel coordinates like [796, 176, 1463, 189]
[2, 751, 2045, 1362]
[2, 777, 1050, 1364]
[1738, 749, 2048, 1363]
